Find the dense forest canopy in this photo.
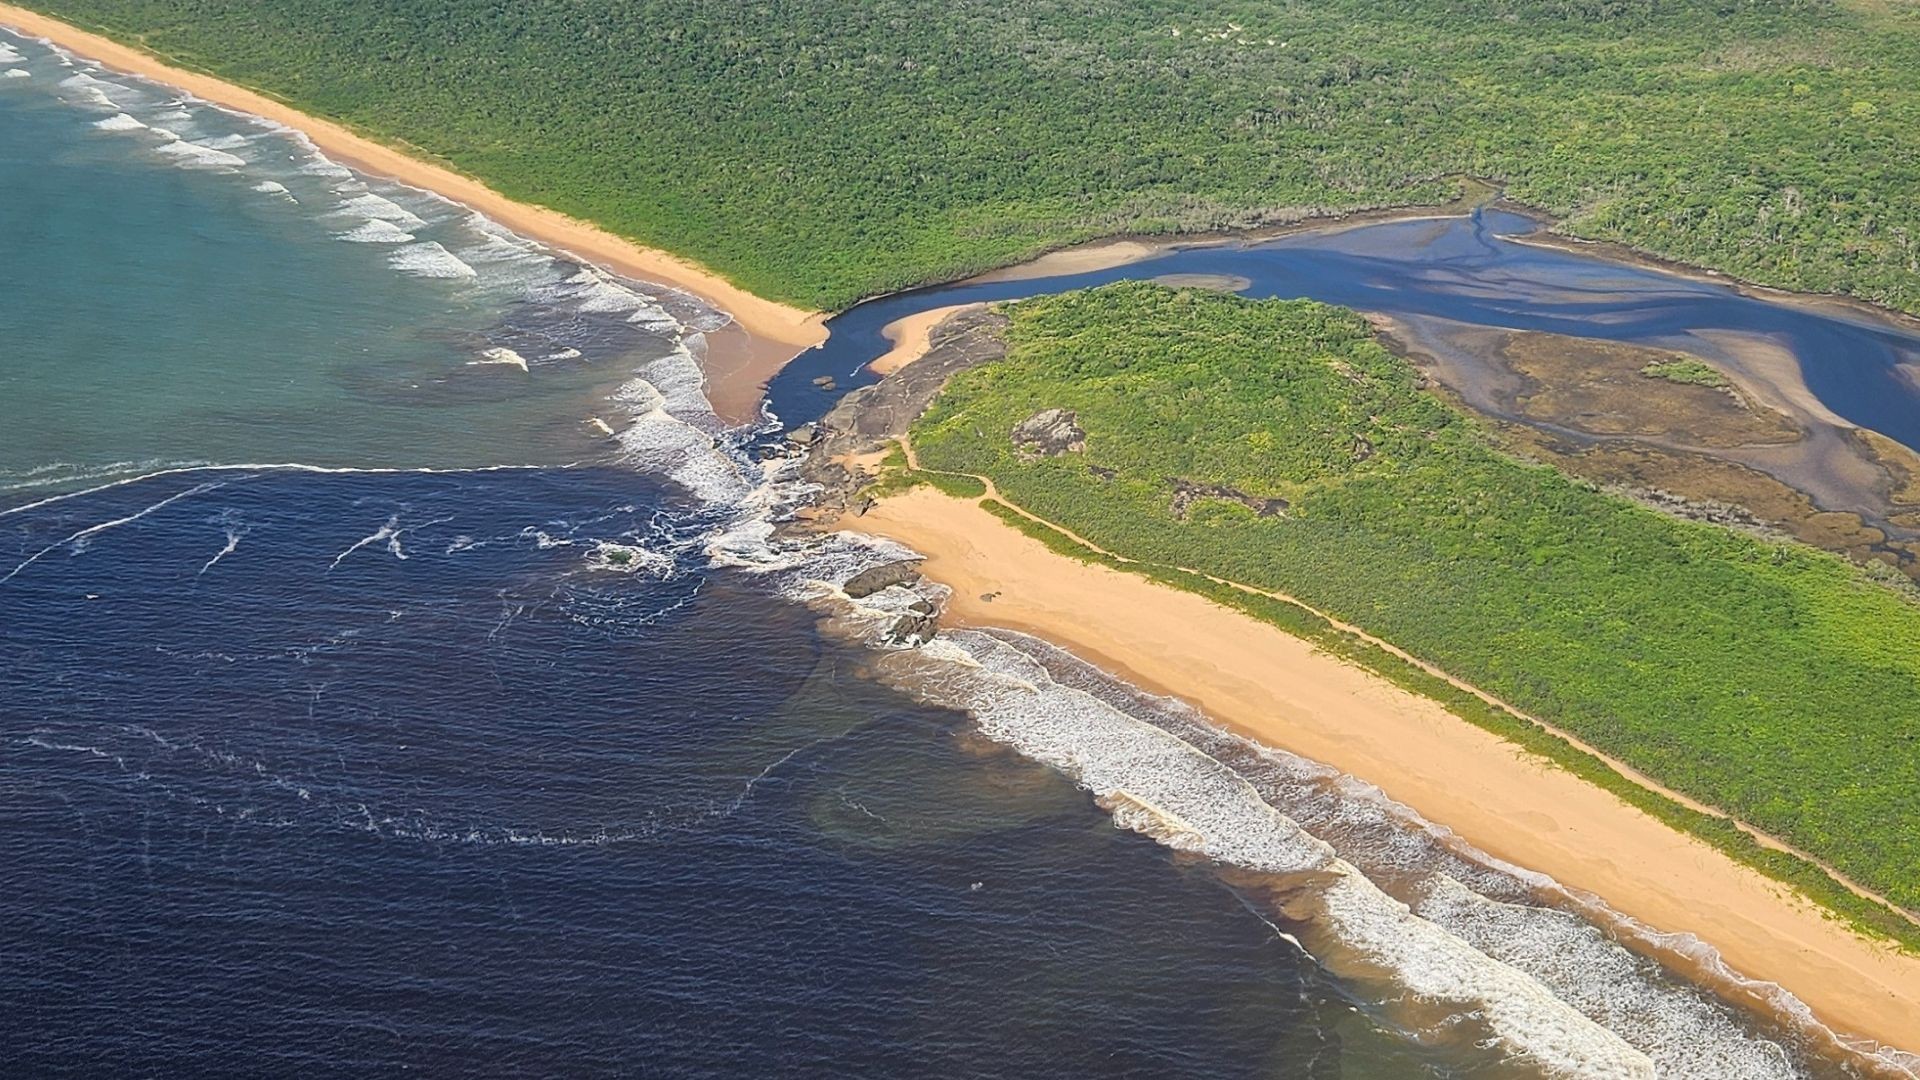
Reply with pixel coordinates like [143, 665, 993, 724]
[28, 0, 1920, 310]
[912, 283, 1920, 911]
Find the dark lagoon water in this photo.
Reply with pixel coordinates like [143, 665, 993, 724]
[769, 211, 1920, 445]
[4, 26, 1915, 1080]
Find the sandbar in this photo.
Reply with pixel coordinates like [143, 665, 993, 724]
[870, 304, 982, 375]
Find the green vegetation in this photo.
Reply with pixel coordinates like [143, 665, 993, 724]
[31, 0, 1920, 312]
[975, 495, 1920, 948]
[925, 472, 989, 500]
[865, 451, 988, 500]
[912, 283, 1920, 914]
[1640, 357, 1731, 388]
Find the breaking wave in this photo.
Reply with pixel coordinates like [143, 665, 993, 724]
[388, 240, 477, 279]
[92, 111, 144, 131]
[668, 426, 1908, 1078]
[4, 24, 1908, 1080]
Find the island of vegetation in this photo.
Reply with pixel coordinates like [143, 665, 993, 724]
[1639, 356, 1731, 388]
[22, 0, 1920, 315]
[894, 283, 1920, 932]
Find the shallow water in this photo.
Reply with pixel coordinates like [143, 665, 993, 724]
[0, 32, 714, 495]
[2, 25, 1914, 1080]
[770, 211, 1920, 445]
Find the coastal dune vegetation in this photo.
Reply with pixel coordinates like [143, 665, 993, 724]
[909, 283, 1920, 917]
[22, 0, 1920, 313]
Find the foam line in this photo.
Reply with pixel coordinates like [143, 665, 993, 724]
[0, 463, 561, 520]
[892, 627, 1659, 1077]
[1, 480, 227, 584]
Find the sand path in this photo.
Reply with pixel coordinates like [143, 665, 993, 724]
[852, 483, 1920, 1064]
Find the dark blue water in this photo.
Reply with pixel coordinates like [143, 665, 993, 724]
[769, 210, 1920, 447]
[1, 28, 1895, 1074]
[0, 467, 1428, 1077]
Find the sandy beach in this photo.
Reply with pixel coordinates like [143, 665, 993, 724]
[14, 1, 1919, 1062]
[848, 484, 1920, 1063]
[0, 4, 824, 424]
[869, 305, 982, 375]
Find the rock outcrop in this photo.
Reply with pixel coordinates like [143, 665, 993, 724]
[843, 559, 923, 599]
[1012, 408, 1085, 456]
[1168, 478, 1289, 519]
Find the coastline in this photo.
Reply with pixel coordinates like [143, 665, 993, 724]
[0, 4, 825, 425]
[848, 482, 1920, 1065]
[870, 305, 982, 375]
[15, 1, 1920, 1062]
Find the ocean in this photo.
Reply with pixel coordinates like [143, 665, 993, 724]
[1, 27, 1911, 1079]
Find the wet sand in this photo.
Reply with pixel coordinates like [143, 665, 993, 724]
[16, 2, 1920, 1061]
[848, 484, 1920, 1064]
[969, 240, 1161, 283]
[0, 4, 825, 425]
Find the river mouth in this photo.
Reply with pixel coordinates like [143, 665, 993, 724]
[772, 206, 1920, 578]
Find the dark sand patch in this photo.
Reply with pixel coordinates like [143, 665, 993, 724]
[1383, 320, 1920, 577]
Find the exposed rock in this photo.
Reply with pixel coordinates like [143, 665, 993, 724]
[843, 559, 923, 598]
[811, 375, 838, 391]
[793, 307, 1010, 528]
[786, 423, 819, 447]
[884, 609, 939, 646]
[1012, 408, 1086, 456]
[1168, 478, 1290, 519]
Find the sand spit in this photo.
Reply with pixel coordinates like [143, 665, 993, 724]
[806, 308, 1920, 1065]
[870, 304, 983, 376]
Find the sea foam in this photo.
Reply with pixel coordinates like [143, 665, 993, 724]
[55, 73, 114, 109]
[338, 192, 427, 230]
[469, 347, 529, 372]
[881, 628, 1656, 1078]
[152, 139, 247, 169]
[388, 241, 477, 279]
[92, 112, 146, 132]
[337, 219, 415, 244]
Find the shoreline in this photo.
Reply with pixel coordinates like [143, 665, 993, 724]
[869, 305, 983, 376]
[16, 0, 1914, 399]
[0, 5, 825, 426]
[847, 482, 1920, 1067]
[15, 1, 1920, 1061]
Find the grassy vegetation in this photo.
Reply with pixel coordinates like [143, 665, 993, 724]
[912, 283, 1920, 913]
[1640, 357, 1731, 388]
[973, 497, 1920, 949]
[864, 456, 988, 501]
[27, 0, 1920, 312]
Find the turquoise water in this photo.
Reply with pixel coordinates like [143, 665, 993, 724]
[2, 27, 1906, 1079]
[0, 31, 723, 496]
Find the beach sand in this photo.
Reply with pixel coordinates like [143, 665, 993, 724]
[15, 1, 1920, 1062]
[849, 484, 1920, 1061]
[0, 4, 824, 425]
[969, 239, 1160, 283]
[870, 305, 982, 375]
